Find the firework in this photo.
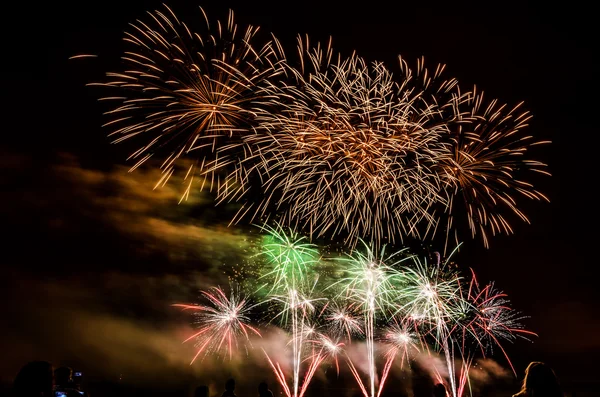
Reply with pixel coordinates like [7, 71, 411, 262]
[324, 302, 364, 341]
[91, 5, 278, 201]
[331, 241, 412, 397]
[375, 320, 422, 397]
[91, 5, 548, 393]
[92, 2, 549, 253]
[257, 223, 323, 397]
[381, 320, 421, 369]
[257, 223, 321, 293]
[264, 329, 343, 397]
[398, 252, 462, 339]
[303, 331, 346, 395]
[174, 286, 260, 364]
[435, 88, 551, 250]
[170, 227, 537, 397]
[396, 250, 466, 397]
[241, 38, 454, 249]
[393, 252, 537, 397]
[453, 269, 537, 375]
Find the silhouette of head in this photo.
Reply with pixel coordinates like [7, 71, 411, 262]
[520, 362, 562, 397]
[54, 367, 73, 388]
[258, 382, 269, 396]
[225, 378, 235, 392]
[433, 383, 447, 397]
[14, 361, 54, 397]
[194, 385, 209, 397]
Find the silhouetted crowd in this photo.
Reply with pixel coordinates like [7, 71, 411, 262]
[13, 362, 87, 397]
[9, 360, 564, 397]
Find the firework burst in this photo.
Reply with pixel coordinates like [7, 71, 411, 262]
[92, 4, 549, 252]
[395, 251, 463, 397]
[376, 320, 422, 397]
[331, 241, 412, 397]
[435, 88, 551, 250]
[257, 223, 323, 397]
[308, 331, 346, 376]
[91, 5, 278, 201]
[382, 320, 421, 368]
[257, 222, 321, 293]
[453, 270, 537, 375]
[398, 253, 462, 340]
[241, 38, 454, 249]
[324, 302, 364, 341]
[174, 286, 260, 364]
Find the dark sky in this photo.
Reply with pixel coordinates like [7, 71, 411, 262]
[2, 0, 599, 395]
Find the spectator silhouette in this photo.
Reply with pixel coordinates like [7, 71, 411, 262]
[54, 367, 82, 397]
[432, 383, 447, 397]
[54, 367, 73, 390]
[54, 367, 87, 397]
[71, 371, 83, 391]
[222, 378, 236, 397]
[195, 385, 209, 397]
[13, 361, 54, 397]
[513, 362, 563, 397]
[258, 382, 273, 397]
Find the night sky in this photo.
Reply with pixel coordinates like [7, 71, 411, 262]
[2, 0, 599, 395]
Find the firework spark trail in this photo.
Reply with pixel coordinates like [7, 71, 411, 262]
[265, 287, 326, 397]
[264, 351, 292, 397]
[91, 5, 279, 201]
[346, 358, 371, 397]
[296, 332, 345, 397]
[386, 247, 473, 397]
[173, 286, 260, 364]
[403, 262, 460, 396]
[436, 88, 551, 251]
[311, 332, 345, 375]
[456, 357, 474, 397]
[397, 251, 462, 342]
[262, 308, 341, 397]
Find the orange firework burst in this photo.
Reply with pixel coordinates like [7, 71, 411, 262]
[435, 88, 551, 249]
[239, 39, 457, 248]
[89, 5, 550, 251]
[91, 5, 278, 200]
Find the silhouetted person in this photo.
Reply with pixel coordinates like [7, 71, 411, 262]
[258, 382, 273, 397]
[71, 372, 83, 391]
[195, 385, 209, 397]
[54, 367, 73, 390]
[433, 383, 447, 397]
[13, 361, 54, 397]
[222, 378, 236, 397]
[513, 362, 563, 397]
[54, 367, 86, 397]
